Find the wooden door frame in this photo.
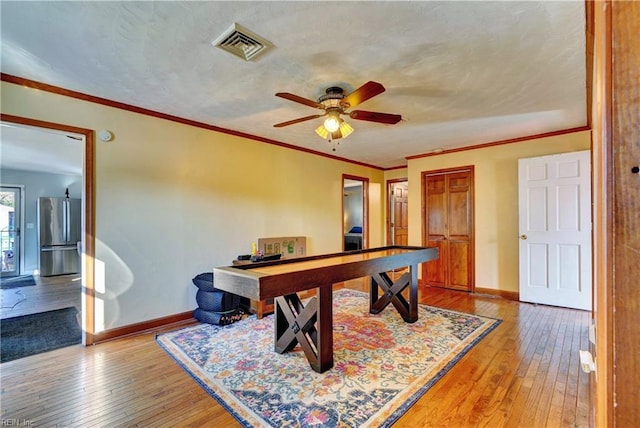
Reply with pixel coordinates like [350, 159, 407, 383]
[386, 178, 408, 245]
[591, 2, 613, 425]
[591, 1, 640, 426]
[342, 174, 369, 250]
[0, 113, 96, 345]
[421, 166, 475, 291]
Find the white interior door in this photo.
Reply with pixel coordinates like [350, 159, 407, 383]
[518, 150, 592, 310]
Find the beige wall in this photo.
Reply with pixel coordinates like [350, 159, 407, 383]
[1, 82, 384, 331]
[1, 80, 592, 328]
[383, 168, 408, 183]
[407, 130, 591, 292]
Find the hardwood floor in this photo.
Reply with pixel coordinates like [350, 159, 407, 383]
[0, 285, 590, 427]
[0, 274, 81, 320]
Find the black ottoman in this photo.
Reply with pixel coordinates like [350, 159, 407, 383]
[192, 272, 242, 325]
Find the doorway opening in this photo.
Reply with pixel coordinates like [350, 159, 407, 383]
[342, 174, 368, 251]
[0, 114, 95, 346]
[386, 179, 408, 246]
[0, 186, 23, 277]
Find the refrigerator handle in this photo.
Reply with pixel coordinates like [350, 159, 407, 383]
[63, 199, 70, 243]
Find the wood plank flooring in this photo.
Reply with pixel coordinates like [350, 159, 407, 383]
[0, 285, 590, 427]
[0, 274, 81, 319]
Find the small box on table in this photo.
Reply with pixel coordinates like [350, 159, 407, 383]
[258, 236, 306, 259]
[243, 236, 307, 318]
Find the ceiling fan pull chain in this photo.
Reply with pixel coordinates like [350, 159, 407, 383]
[330, 138, 341, 152]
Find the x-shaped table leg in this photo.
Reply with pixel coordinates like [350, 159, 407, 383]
[369, 264, 418, 322]
[274, 286, 333, 373]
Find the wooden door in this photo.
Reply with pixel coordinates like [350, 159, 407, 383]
[422, 167, 474, 291]
[389, 181, 408, 245]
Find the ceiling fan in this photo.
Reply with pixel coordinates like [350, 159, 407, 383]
[273, 81, 402, 141]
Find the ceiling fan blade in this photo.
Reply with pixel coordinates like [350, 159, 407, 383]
[349, 110, 402, 125]
[341, 81, 386, 108]
[273, 113, 326, 128]
[275, 92, 324, 109]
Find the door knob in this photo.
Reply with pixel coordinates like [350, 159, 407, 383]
[520, 235, 528, 240]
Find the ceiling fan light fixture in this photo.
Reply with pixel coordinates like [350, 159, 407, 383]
[339, 121, 354, 138]
[315, 119, 354, 141]
[315, 124, 330, 139]
[274, 81, 399, 145]
[323, 115, 341, 133]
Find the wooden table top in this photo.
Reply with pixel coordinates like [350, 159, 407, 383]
[247, 247, 415, 276]
[214, 246, 439, 301]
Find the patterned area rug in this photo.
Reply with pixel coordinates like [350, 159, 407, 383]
[157, 289, 501, 427]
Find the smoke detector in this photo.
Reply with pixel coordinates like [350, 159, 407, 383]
[212, 23, 273, 61]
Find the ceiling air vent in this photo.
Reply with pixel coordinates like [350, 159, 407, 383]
[212, 23, 273, 61]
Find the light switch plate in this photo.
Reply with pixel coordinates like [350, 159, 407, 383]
[579, 350, 596, 373]
[589, 324, 596, 345]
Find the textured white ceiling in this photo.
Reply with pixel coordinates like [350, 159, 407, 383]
[0, 1, 586, 169]
[0, 124, 84, 176]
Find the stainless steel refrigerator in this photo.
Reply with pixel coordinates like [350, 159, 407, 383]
[38, 197, 81, 276]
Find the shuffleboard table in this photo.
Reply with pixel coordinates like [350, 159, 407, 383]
[213, 245, 439, 373]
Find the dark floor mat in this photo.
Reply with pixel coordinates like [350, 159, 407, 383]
[1, 307, 81, 363]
